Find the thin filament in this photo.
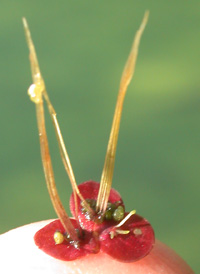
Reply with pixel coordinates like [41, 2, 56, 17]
[96, 11, 149, 213]
[43, 91, 95, 217]
[23, 18, 94, 220]
[115, 210, 136, 228]
[23, 18, 79, 241]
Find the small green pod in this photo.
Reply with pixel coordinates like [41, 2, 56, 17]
[113, 205, 125, 222]
[105, 209, 113, 220]
[105, 202, 116, 220]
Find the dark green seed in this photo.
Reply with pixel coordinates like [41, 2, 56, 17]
[106, 202, 116, 211]
[81, 199, 96, 214]
[105, 209, 113, 220]
[85, 199, 96, 210]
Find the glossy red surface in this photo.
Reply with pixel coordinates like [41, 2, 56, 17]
[34, 181, 155, 262]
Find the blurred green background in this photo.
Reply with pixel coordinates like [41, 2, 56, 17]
[0, 1, 199, 272]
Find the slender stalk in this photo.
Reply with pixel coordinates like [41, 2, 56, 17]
[36, 99, 78, 242]
[23, 18, 94, 219]
[42, 91, 95, 217]
[23, 18, 79, 241]
[96, 11, 149, 213]
[115, 210, 136, 228]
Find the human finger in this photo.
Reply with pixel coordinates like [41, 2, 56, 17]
[0, 220, 194, 274]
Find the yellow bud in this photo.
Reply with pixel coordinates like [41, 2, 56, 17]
[54, 231, 64, 244]
[27, 83, 43, 103]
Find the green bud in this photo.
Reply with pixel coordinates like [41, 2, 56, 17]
[113, 206, 125, 222]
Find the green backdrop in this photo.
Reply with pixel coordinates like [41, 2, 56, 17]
[0, 1, 199, 272]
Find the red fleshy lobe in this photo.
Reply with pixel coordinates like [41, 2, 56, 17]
[99, 214, 155, 262]
[34, 181, 155, 262]
[70, 181, 124, 232]
[34, 219, 100, 261]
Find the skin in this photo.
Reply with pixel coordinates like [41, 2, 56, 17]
[0, 220, 194, 274]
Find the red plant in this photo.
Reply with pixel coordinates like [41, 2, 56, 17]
[35, 181, 154, 261]
[23, 11, 154, 263]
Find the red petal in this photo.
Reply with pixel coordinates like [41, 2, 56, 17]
[70, 181, 124, 232]
[34, 219, 100, 261]
[99, 214, 155, 262]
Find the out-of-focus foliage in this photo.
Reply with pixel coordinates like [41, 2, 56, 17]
[0, 1, 199, 272]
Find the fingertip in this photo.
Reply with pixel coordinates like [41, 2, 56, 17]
[0, 220, 194, 274]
